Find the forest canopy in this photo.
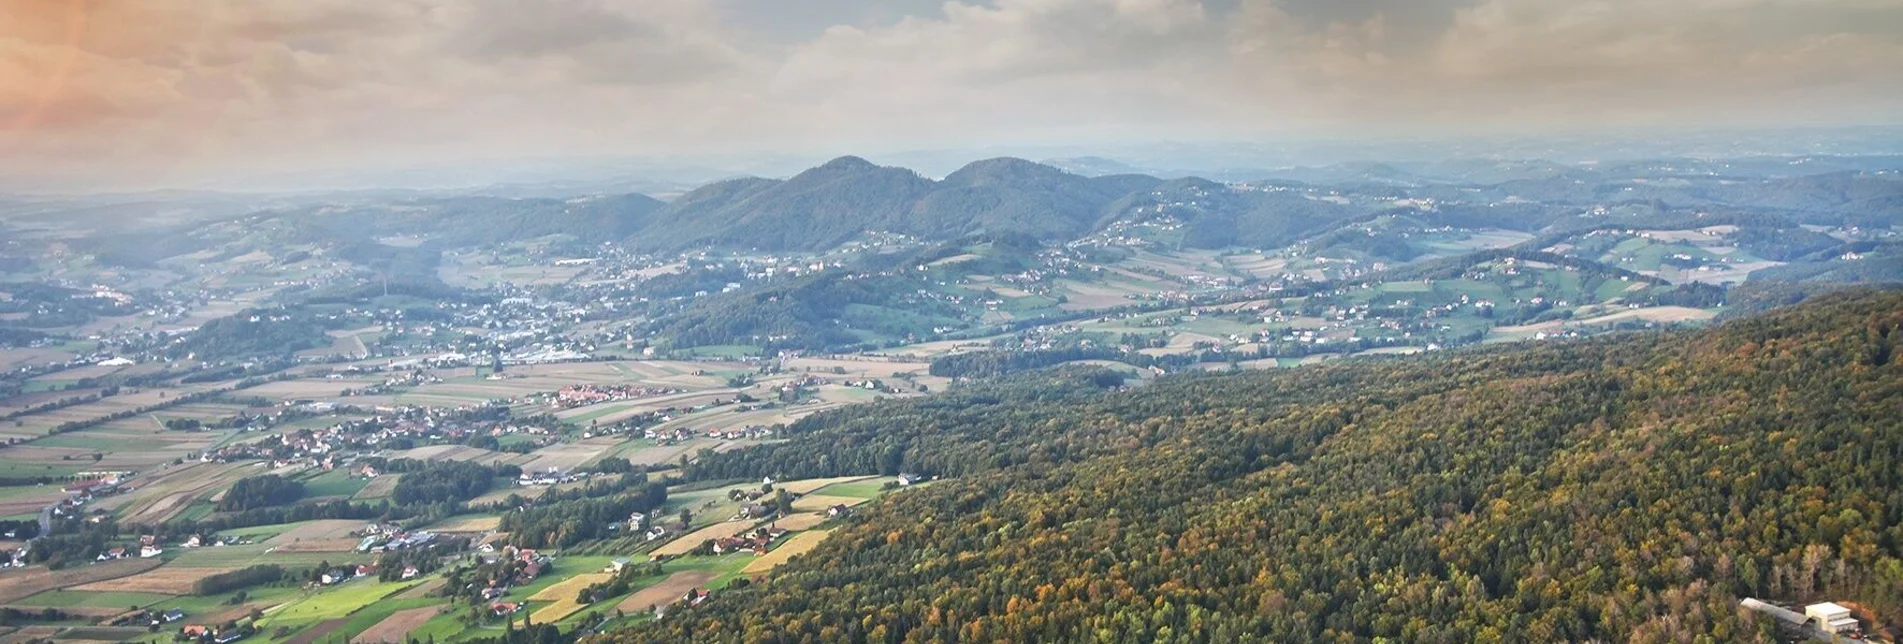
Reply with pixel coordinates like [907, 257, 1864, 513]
[613, 289, 1903, 643]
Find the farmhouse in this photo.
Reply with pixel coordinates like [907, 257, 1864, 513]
[140, 545, 164, 558]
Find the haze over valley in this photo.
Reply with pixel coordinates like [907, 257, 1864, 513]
[1, 1, 1901, 643]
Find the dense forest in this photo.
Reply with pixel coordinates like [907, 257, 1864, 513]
[611, 290, 1903, 643]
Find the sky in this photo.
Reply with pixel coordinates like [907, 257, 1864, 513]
[1, 0, 1900, 192]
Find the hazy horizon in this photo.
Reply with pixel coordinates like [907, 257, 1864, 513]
[4, 0, 1902, 192]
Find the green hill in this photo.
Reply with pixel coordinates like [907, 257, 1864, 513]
[615, 290, 1903, 642]
[630, 156, 1165, 252]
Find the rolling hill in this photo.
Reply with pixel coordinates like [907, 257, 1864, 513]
[617, 289, 1903, 642]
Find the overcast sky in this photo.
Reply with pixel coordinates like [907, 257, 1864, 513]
[2, 0, 1900, 191]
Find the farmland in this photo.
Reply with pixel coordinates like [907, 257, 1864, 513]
[614, 571, 719, 614]
[0, 145, 1875, 644]
[528, 573, 613, 623]
[352, 607, 440, 644]
[741, 529, 834, 575]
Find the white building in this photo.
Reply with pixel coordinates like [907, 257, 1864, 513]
[1804, 602, 1859, 634]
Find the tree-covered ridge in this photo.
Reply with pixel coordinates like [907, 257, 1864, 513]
[610, 290, 1903, 643]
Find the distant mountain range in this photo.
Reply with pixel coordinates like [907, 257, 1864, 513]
[62, 154, 1903, 266]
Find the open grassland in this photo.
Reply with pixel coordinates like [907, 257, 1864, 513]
[742, 529, 834, 575]
[1488, 305, 1718, 341]
[167, 543, 349, 569]
[9, 589, 172, 608]
[0, 559, 164, 604]
[528, 572, 614, 623]
[72, 563, 236, 594]
[776, 476, 874, 495]
[614, 571, 719, 613]
[300, 470, 370, 498]
[811, 476, 901, 499]
[260, 520, 366, 545]
[423, 514, 500, 532]
[651, 520, 763, 557]
[790, 494, 869, 512]
[261, 580, 422, 635]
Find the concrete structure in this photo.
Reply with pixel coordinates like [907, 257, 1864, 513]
[1804, 602, 1860, 634]
[1741, 598, 1806, 625]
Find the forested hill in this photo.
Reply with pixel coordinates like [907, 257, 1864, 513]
[630, 156, 1165, 251]
[609, 290, 1903, 643]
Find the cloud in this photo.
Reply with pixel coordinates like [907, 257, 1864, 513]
[0, 0, 1897, 190]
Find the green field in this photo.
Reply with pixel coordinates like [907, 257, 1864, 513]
[0, 483, 55, 500]
[300, 469, 371, 498]
[257, 579, 423, 636]
[12, 590, 174, 608]
[812, 476, 901, 499]
[0, 459, 88, 477]
[27, 431, 129, 450]
[168, 543, 356, 569]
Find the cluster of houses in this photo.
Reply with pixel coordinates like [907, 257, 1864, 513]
[355, 524, 438, 552]
[179, 623, 246, 644]
[98, 532, 250, 562]
[318, 563, 381, 585]
[198, 402, 563, 466]
[546, 384, 681, 408]
[516, 467, 583, 487]
[711, 526, 791, 555]
[701, 425, 777, 441]
[475, 546, 555, 602]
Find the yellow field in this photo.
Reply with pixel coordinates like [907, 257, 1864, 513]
[72, 564, 235, 594]
[427, 514, 501, 532]
[742, 529, 833, 575]
[528, 573, 612, 623]
[768, 513, 828, 531]
[790, 494, 868, 512]
[650, 520, 762, 557]
[776, 476, 873, 495]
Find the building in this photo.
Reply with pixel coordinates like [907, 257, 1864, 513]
[1804, 602, 1860, 634]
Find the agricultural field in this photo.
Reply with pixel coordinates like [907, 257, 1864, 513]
[741, 529, 833, 575]
[352, 606, 441, 644]
[70, 563, 236, 594]
[614, 571, 719, 614]
[0, 559, 163, 604]
[527, 572, 614, 623]
[650, 520, 765, 558]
